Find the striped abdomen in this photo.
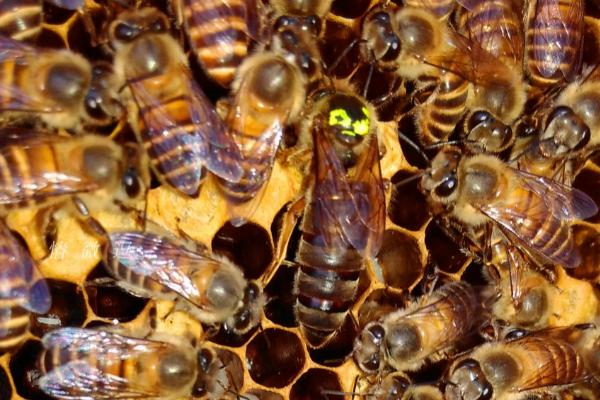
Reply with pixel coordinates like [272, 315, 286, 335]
[183, 0, 252, 87]
[464, 0, 522, 62]
[137, 93, 207, 198]
[0, 58, 33, 112]
[525, 0, 584, 88]
[501, 184, 578, 268]
[39, 341, 136, 392]
[511, 337, 586, 390]
[295, 201, 364, 348]
[0, 297, 29, 353]
[104, 241, 172, 299]
[416, 72, 468, 145]
[0, 0, 41, 42]
[0, 140, 66, 210]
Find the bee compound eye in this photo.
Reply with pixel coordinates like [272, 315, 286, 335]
[434, 174, 458, 197]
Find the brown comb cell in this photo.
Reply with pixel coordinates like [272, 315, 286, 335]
[246, 328, 305, 388]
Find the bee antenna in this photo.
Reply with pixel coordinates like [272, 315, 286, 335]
[397, 131, 430, 163]
[424, 138, 477, 150]
[327, 38, 367, 74]
[392, 171, 427, 188]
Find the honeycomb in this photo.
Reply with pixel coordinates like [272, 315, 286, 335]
[1, 0, 600, 400]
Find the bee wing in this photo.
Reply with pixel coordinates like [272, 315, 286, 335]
[0, 37, 63, 114]
[532, 0, 583, 82]
[415, 31, 500, 86]
[0, 134, 100, 205]
[479, 170, 597, 268]
[0, 222, 51, 313]
[348, 134, 386, 257]
[311, 123, 383, 255]
[183, 66, 244, 182]
[40, 328, 168, 399]
[458, 0, 523, 64]
[513, 168, 598, 220]
[109, 231, 213, 305]
[509, 337, 587, 391]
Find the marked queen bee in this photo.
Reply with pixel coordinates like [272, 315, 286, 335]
[294, 88, 386, 348]
[38, 327, 198, 399]
[109, 7, 243, 197]
[353, 281, 481, 374]
[419, 146, 597, 303]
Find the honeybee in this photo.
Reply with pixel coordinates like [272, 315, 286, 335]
[0, 220, 50, 353]
[513, 77, 600, 184]
[109, 7, 243, 197]
[170, 0, 259, 88]
[100, 229, 264, 335]
[488, 267, 598, 330]
[353, 281, 481, 374]
[386, 4, 470, 145]
[0, 131, 146, 214]
[0, 35, 93, 130]
[420, 147, 597, 284]
[38, 327, 198, 399]
[524, 0, 584, 88]
[213, 52, 305, 218]
[445, 330, 589, 400]
[359, 3, 401, 72]
[194, 345, 244, 399]
[294, 89, 385, 348]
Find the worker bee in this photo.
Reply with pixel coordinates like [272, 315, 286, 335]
[101, 229, 264, 335]
[420, 147, 597, 281]
[213, 51, 305, 219]
[390, 4, 471, 145]
[359, 3, 401, 72]
[445, 329, 589, 400]
[194, 345, 244, 399]
[0, 131, 146, 215]
[353, 281, 481, 374]
[513, 76, 600, 184]
[0, 220, 50, 353]
[109, 7, 243, 197]
[37, 327, 198, 399]
[294, 89, 385, 348]
[488, 267, 598, 330]
[170, 0, 259, 88]
[524, 0, 584, 89]
[0, 35, 93, 130]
